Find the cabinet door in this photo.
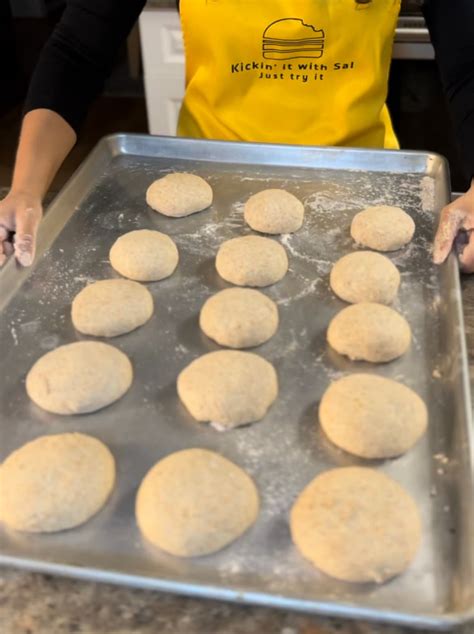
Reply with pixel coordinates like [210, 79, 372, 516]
[143, 74, 185, 136]
[139, 8, 185, 136]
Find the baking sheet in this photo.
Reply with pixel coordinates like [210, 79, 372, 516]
[1, 135, 473, 629]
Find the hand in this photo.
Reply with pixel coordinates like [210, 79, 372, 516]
[433, 180, 474, 272]
[0, 191, 43, 267]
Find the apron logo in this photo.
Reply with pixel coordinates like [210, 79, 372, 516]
[263, 18, 325, 61]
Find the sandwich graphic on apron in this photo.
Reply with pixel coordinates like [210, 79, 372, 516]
[263, 18, 325, 60]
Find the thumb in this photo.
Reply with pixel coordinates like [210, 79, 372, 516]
[432, 206, 465, 265]
[14, 204, 42, 267]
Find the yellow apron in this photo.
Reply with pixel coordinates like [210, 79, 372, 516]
[178, 0, 401, 149]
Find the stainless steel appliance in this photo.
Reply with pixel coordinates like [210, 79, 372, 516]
[395, 11, 433, 61]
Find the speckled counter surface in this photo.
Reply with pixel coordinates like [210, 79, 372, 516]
[0, 567, 433, 634]
[1, 188, 474, 633]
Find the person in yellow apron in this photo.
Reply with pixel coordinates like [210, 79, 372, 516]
[179, 0, 400, 150]
[0, 0, 473, 268]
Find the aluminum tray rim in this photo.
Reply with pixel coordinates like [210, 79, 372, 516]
[0, 554, 472, 631]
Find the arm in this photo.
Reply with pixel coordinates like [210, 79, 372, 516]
[0, 0, 146, 267]
[0, 110, 76, 266]
[424, 0, 474, 269]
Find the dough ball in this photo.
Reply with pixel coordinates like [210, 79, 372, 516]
[0, 433, 115, 532]
[71, 279, 153, 337]
[109, 229, 179, 282]
[146, 172, 212, 217]
[26, 341, 133, 415]
[177, 350, 278, 429]
[244, 189, 304, 234]
[136, 448, 259, 557]
[290, 467, 422, 583]
[319, 374, 428, 458]
[200, 288, 278, 348]
[216, 236, 288, 287]
[327, 302, 411, 363]
[330, 251, 400, 305]
[351, 206, 415, 252]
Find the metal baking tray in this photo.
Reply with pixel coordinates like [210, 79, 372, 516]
[1, 135, 473, 630]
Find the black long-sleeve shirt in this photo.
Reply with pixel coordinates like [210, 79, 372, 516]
[24, 0, 474, 180]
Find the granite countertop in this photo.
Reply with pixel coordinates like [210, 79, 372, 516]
[0, 566, 429, 634]
[1, 186, 474, 634]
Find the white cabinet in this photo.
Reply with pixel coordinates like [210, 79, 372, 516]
[139, 8, 185, 136]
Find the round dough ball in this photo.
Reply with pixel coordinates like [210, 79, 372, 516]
[319, 374, 428, 458]
[327, 302, 411, 363]
[146, 172, 213, 217]
[290, 467, 422, 583]
[330, 251, 400, 305]
[109, 229, 179, 282]
[200, 288, 278, 348]
[351, 206, 415, 252]
[216, 236, 288, 287]
[26, 341, 133, 415]
[244, 189, 304, 234]
[0, 433, 115, 532]
[71, 279, 153, 337]
[136, 448, 259, 557]
[177, 350, 278, 429]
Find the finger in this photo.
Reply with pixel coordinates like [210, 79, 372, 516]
[14, 206, 41, 267]
[3, 241, 13, 256]
[432, 207, 465, 264]
[0, 240, 14, 267]
[0, 225, 9, 267]
[460, 233, 474, 273]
